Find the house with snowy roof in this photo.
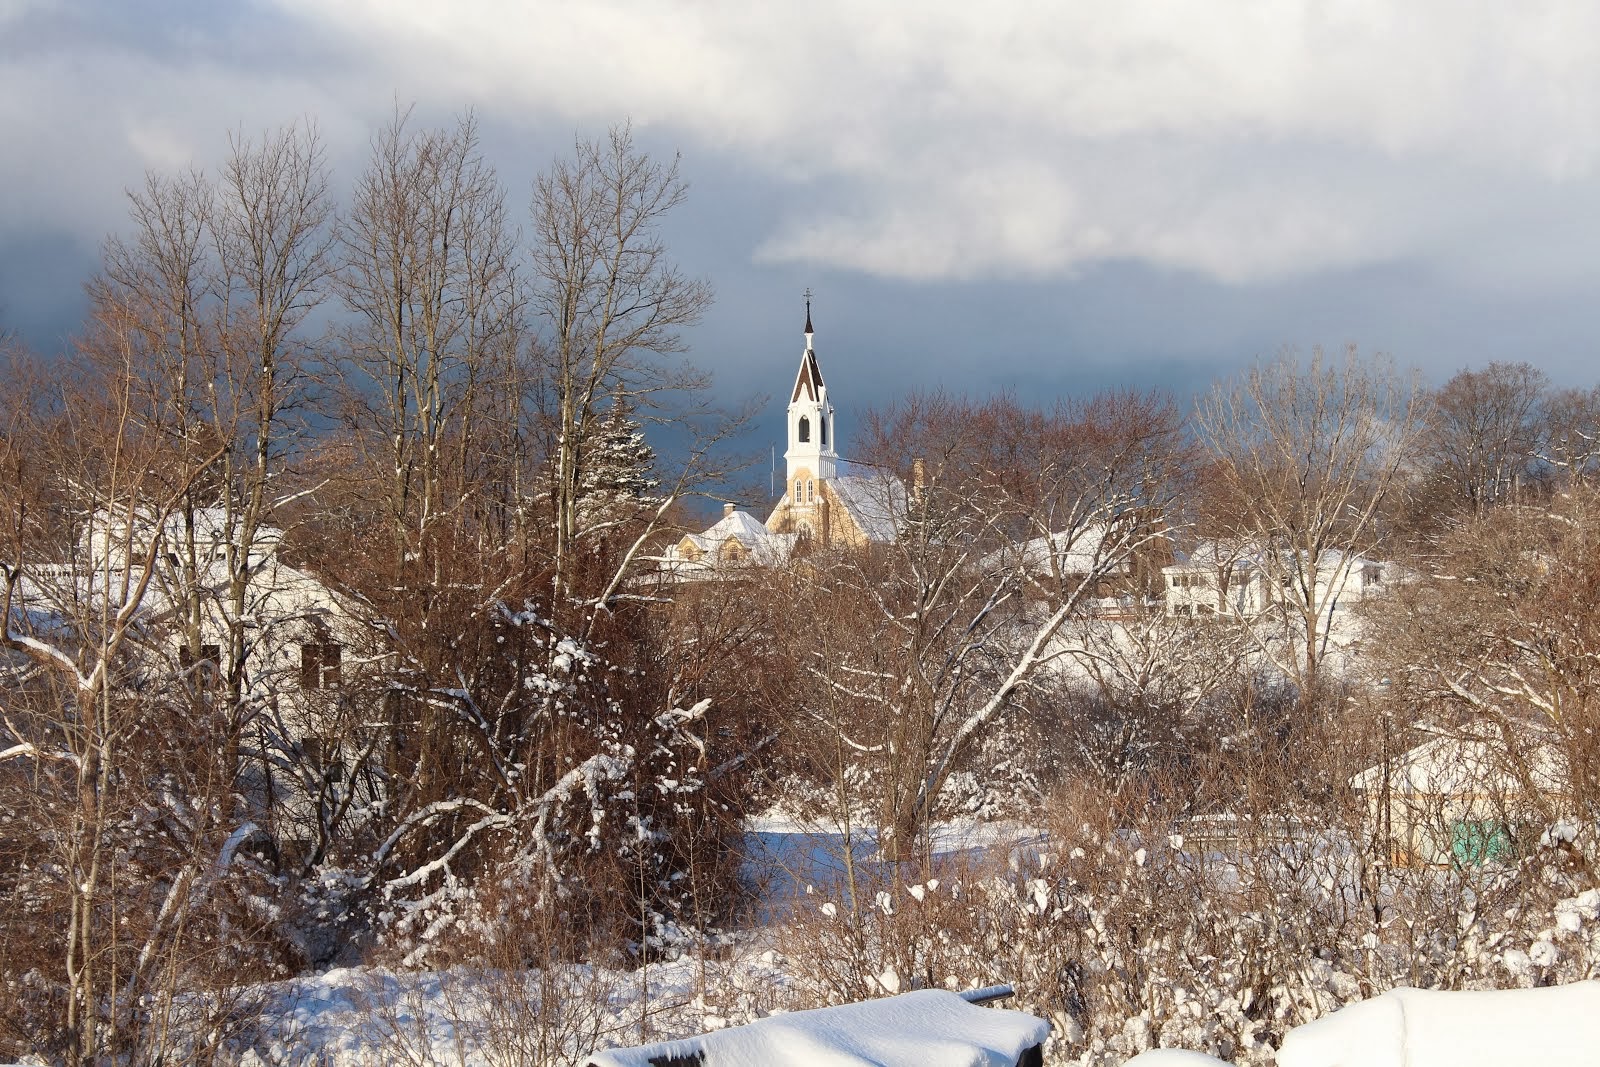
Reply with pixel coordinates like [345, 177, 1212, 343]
[8, 505, 385, 857]
[664, 503, 799, 578]
[1162, 539, 1391, 621]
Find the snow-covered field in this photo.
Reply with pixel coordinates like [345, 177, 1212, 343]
[220, 963, 1600, 1066]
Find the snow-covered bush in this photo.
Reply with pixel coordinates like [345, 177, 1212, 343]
[773, 779, 1600, 1067]
[363, 598, 739, 969]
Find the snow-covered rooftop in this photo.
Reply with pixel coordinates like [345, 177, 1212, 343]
[828, 472, 906, 544]
[1349, 727, 1564, 796]
[672, 508, 798, 571]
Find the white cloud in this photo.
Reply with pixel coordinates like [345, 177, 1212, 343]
[254, 0, 1600, 284]
[9, 0, 1600, 289]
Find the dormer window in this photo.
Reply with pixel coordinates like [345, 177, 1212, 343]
[798, 416, 811, 443]
[300, 642, 342, 690]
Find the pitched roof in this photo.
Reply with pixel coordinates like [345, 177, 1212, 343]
[791, 349, 826, 403]
[986, 524, 1129, 576]
[680, 509, 797, 567]
[1350, 727, 1563, 795]
[828, 473, 905, 543]
[1165, 539, 1381, 576]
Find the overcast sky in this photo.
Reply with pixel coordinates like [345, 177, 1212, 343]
[6, 0, 1600, 457]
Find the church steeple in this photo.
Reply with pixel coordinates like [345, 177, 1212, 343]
[785, 291, 837, 490]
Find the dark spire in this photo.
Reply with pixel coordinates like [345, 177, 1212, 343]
[804, 287, 814, 336]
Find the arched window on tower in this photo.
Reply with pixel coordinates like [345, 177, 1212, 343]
[798, 416, 810, 443]
[794, 478, 802, 502]
[821, 415, 827, 446]
[806, 480, 814, 503]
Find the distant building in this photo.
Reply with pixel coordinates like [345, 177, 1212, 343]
[662, 301, 905, 579]
[10, 505, 384, 853]
[1161, 540, 1390, 621]
[1350, 726, 1565, 867]
[761, 304, 905, 549]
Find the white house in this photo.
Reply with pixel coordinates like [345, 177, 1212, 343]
[1162, 541, 1391, 622]
[11, 505, 385, 857]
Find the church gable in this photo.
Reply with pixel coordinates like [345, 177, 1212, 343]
[791, 350, 825, 403]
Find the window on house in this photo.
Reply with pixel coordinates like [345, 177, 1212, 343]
[300, 642, 343, 690]
[794, 479, 803, 502]
[178, 643, 220, 668]
[178, 643, 221, 683]
[806, 480, 814, 503]
[798, 415, 810, 442]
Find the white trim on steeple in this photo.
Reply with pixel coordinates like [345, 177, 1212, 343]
[785, 296, 837, 484]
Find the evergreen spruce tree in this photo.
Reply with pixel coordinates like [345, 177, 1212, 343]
[576, 398, 659, 533]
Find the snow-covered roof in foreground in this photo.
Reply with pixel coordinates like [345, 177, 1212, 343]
[1277, 982, 1600, 1067]
[586, 989, 1048, 1067]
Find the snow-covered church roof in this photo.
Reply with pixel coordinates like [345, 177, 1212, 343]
[825, 468, 907, 544]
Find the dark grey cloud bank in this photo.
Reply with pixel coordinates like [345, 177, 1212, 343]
[6, 0, 1600, 448]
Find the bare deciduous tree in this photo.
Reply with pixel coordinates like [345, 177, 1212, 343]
[772, 391, 1189, 856]
[1423, 360, 1548, 515]
[529, 122, 713, 599]
[1196, 346, 1427, 705]
[339, 106, 523, 591]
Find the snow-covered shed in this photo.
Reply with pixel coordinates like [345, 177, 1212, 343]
[1350, 726, 1566, 867]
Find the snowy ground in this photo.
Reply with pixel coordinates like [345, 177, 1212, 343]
[222, 816, 1049, 1065]
[233, 948, 796, 1066]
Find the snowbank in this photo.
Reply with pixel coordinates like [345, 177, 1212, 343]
[1120, 1052, 1235, 1066]
[586, 988, 1049, 1067]
[1277, 982, 1600, 1067]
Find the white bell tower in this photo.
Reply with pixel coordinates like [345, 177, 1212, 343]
[784, 294, 837, 494]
